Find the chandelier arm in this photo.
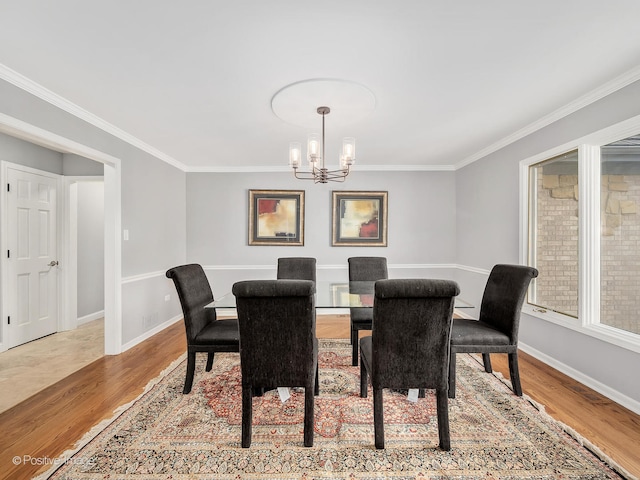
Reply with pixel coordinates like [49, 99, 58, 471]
[293, 169, 321, 180]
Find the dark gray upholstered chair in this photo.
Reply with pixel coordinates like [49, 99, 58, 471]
[277, 257, 316, 283]
[359, 279, 459, 450]
[166, 264, 240, 394]
[348, 257, 388, 366]
[448, 264, 538, 399]
[232, 279, 319, 448]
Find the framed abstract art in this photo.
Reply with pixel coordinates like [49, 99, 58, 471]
[332, 191, 388, 246]
[248, 189, 305, 246]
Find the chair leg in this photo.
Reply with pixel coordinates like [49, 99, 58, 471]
[314, 363, 320, 396]
[205, 352, 214, 371]
[448, 352, 456, 399]
[241, 385, 253, 448]
[508, 352, 523, 396]
[360, 358, 368, 397]
[482, 353, 492, 373]
[183, 351, 196, 394]
[304, 384, 315, 447]
[373, 387, 384, 449]
[436, 388, 451, 451]
[351, 328, 359, 366]
[252, 387, 264, 397]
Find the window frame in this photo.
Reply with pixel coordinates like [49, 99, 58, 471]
[519, 114, 640, 354]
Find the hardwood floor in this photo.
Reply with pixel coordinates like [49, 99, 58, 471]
[1, 314, 639, 479]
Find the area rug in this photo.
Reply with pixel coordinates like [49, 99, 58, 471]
[39, 339, 628, 479]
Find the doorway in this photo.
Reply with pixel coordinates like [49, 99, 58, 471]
[0, 114, 122, 355]
[1, 164, 106, 352]
[64, 177, 105, 332]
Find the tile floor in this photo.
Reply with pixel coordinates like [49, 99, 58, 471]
[0, 319, 104, 413]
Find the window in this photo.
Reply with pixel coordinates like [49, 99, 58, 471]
[601, 136, 640, 335]
[521, 119, 640, 352]
[528, 151, 579, 317]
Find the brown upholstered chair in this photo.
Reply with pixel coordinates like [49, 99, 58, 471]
[277, 257, 316, 283]
[359, 278, 459, 450]
[166, 264, 239, 394]
[448, 264, 538, 398]
[348, 256, 388, 366]
[232, 279, 319, 448]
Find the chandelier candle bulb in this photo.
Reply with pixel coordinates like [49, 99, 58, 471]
[307, 133, 320, 165]
[289, 142, 301, 168]
[342, 137, 355, 165]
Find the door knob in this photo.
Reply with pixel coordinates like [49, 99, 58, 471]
[48, 260, 59, 267]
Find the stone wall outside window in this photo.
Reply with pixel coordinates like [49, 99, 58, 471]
[600, 174, 640, 335]
[535, 172, 640, 335]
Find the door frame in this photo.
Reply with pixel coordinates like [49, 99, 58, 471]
[0, 112, 122, 355]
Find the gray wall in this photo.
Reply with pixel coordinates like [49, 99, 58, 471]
[0, 78, 187, 347]
[456, 78, 640, 407]
[0, 131, 62, 171]
[186, 170, 457, 293]
[63, 153, 104, 176]
[76, 180, 104, 319]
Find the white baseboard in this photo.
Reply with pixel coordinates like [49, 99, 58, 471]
[121, 314, 182, 353]
[78, 310, 105, 325]
[519, 341, 640, 416]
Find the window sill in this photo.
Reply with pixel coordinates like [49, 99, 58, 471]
[522, 304, 640, 354]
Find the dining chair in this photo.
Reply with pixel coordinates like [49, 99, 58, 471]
[232, 279, 319, 447]
[277, 257, 316, 283]
[348, 256, 388, 366]
[448, 264, 538, 398]
[166, 264, 240, 394]
[359, 278, 460, 450]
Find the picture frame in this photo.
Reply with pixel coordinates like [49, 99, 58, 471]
[332, 190, 388, 246]
[248, 189, 305, 246]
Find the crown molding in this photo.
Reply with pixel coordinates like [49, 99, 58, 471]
[4, 61, 639, 175]
[455, 65, 640, 170]
[186, 164, 455, 173]
[0, 63, 187, 171]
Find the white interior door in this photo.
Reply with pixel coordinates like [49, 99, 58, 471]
[6, 166, 59, 348]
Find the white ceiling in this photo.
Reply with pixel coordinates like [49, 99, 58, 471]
[1, 1, 640, 172]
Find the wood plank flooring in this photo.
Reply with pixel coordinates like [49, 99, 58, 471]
[1, 314, 638, 479]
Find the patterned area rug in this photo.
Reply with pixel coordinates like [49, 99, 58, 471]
[41, 339, 626, 479]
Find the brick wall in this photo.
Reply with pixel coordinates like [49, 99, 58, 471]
[535, 174, 579, 317]
[600, 174, 640, 335]
[536, 173, 640, 334]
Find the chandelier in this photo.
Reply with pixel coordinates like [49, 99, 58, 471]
[288, 106, 355, 183]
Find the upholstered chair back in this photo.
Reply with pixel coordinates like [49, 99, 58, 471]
[277, 257, 317, 283]
[166, 263, 216, 342]
[478, 264, 539, 343]
[232, 279, 316, 387]
[348, 256, 388, 281]
[371, 279, 459, 390]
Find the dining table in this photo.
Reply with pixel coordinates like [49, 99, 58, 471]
[208, 280, 473, 311]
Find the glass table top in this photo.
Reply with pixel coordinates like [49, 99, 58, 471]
[208, 280, 473, 309]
